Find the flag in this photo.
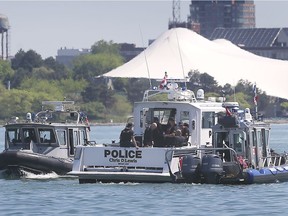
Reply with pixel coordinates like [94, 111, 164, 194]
[159, 72, 168, 89]
[253, 84, 258, 105]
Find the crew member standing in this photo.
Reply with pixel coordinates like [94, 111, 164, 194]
[120, 123, 138, 148]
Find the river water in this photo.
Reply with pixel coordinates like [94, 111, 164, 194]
[1, 124, 288, 215]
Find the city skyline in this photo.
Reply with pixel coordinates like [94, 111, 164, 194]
[1, 0, 288, 58]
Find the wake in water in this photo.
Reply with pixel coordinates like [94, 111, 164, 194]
[0, 168, 62, 180]
[0, 167, 78, 181]
[21, 170, 59, 180]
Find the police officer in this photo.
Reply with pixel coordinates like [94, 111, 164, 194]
[119, 123, 138, 148]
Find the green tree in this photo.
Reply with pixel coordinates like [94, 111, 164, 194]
[11, 49, 43, 71]
[72, 53, 123, 80]
[226, 92, 251, 109]
[82, 81, 116, 108]
[43, 57, 72, 79]
[126, 78, 150, 103]
[188, 70, 218, 93]
[80, 101, 106, 120]
[112, 77, 127, 92]
[91, 40, 120, 55]
[0, 60, 14, 85]
[19, 78, 64, 100]
[10, 68, 31, 88]
[199, 72, 218, 93]
[110, 94, 132, 116]
[0, 89, 35, 119]
[32, 66, 55, 80]
[58, 78, 88, 102]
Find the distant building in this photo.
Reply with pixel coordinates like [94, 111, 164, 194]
[56, 47, 91, 67]
[118, 43, 144, 62]
[188, 0, 256, 37]
[56, 44, 144, 67]
[209, 28, 288, 60]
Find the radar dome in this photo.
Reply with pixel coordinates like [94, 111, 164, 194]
[196, 89, 204, 100]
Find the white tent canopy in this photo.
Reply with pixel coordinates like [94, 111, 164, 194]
[103, 28, 288, 99]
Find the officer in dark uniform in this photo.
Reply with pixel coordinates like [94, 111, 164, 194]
[119, 123, 138, 148]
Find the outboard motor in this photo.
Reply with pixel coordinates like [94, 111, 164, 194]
[201, 154, 223, 184]
[181, 155, 201, 183]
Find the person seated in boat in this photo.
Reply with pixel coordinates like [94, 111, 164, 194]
[150, 123, 165, 147]
[153, 117, 163, 134]
[173, 127, 188, 147]
[165, 117, 177, 136]
[119, 123, 138, 148]
[237, 155, 248, 169]
[178, 122, 190, 142]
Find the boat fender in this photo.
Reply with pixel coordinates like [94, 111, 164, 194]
[259, 168, 277, 175]
[276, 167, 285, 172]
[246, 169, 257, 184]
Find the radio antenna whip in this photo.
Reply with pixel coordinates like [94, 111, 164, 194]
[139, 25, 152, 89]
[175, 29, 187, 89]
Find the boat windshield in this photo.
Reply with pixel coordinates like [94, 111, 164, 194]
[39, 128, 56, 144]
[6, 128, 22, 145]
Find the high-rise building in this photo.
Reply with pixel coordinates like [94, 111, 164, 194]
[188, 0, 255, 37]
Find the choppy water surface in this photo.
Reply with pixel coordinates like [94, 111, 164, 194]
[1, 124, 288, 216]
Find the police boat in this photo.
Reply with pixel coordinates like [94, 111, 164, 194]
[201, 104, 288, 184]
[0, 101, 93, 177]
[69, 80, 227, 183]
[69, 80, 288, 184]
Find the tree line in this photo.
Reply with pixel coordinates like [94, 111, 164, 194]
[0, 40, 286, 123]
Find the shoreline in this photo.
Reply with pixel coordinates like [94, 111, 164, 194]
[89, 118, 288, 126]
[264, 118, 288, 124]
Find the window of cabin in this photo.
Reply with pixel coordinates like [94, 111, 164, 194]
[23, 128, 37, 143]
[73, 130, 79, 146]
[233, 133, 244, 154]
[180, 111, 190, 125]
[202, 112, 215, 128]
[38, 128, 56, 144]
[153, 108, 176, 124]
[56, 130, 66, 146]
[80, 129, 88, 145]
[252, 131, 256, 147]
[6, 128, 21, 144]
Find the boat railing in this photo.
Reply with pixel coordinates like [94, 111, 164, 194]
[142, 88, 196, 102]
[262, 155, 287, 167]
[35, 109, 87, 124]
[165, 147, 239, 162]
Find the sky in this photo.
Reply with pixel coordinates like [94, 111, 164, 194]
[1, 0, 288, 59]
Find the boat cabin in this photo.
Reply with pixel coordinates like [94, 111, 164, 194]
[212, 105, 272, 169]
[132, 88, 225, 148]
[4, 101, 91, 158]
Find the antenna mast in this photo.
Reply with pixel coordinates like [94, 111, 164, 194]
[139, 26, 152, 88]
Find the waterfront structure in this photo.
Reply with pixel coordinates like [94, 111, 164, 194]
[56, 44, 144, 67]
[56, 47, 91, 67]
[188, 0, 255, 37]
[210, 27, 288, 60]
